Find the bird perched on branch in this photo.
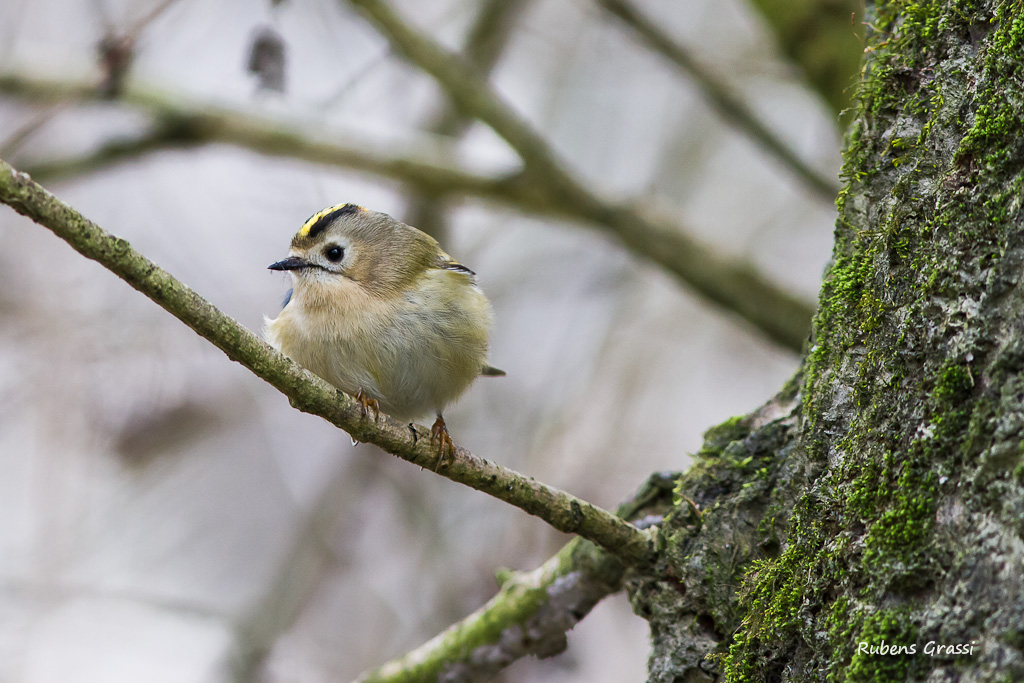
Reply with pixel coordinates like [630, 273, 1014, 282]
[264, 203, 503, 461]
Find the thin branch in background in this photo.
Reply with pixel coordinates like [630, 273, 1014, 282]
[96, 0, 186, 96]
[0, 156, 657, 569]
[404, 0, 531, 241]
[230, 455, 378, 681]
[593, 0, 841, 203]
[342, 0, 571, 184]
[0, 101, 73, 157]
[0, 71, 815, 352]
[12, 106, 526, 203]
[342, 0, 816, 351]
[0, 0, 162, 153]
[20, 119, 203, 182]
[743, 0, 863, 120]
[126, 0, 184, 37]
[318, 0, 483, 112]
[320, 0, 490, 113]
[456, 0, 527, 82]
[318, 46, 394, 110]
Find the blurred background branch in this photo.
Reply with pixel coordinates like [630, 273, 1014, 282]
[354, 0, 817, 350]
[402, 0, 531, 243]
[746, 0, 864, 119]
[0, 71, 815, 351]
[594, 0, 841, 202]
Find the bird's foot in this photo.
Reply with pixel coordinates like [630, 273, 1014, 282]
[430, 415, 455, 470]
[355, 389, 380, 422]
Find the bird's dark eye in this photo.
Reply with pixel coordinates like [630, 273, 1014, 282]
[324, 245, 344, 262]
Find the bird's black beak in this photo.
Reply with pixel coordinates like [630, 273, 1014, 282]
[268, 256, 310, 271]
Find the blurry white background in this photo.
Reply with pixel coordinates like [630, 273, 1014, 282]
[0, 0, 847, 680]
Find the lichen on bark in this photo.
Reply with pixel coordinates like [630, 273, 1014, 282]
[631, 1, 1024, 681]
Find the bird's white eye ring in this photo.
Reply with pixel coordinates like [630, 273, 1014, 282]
[325, 245, 344, 262]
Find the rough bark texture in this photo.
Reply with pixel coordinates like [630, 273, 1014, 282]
[631, 1, 1024, 681]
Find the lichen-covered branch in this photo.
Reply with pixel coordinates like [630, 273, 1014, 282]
[0, 157, 655, 568]
[0, 71, 815, 352]
[352, 473, 677, 683]
[356, 540, 614, 683]
[594, 0, 841, 202]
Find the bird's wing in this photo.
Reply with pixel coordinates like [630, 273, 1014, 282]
[437, 252, 476, 277]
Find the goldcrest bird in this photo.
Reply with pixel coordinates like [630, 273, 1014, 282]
[264, 203, 503, 459]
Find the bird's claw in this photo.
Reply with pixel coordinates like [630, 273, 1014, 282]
[430, 415, 455, 470]
[355, 389, 380, 422]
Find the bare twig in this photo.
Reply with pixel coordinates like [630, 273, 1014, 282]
[127, 0, 184, 37]
[318, 47, 393, 110]
[0, 156, 656, 568]
[0, 101, 72, 157]
[343, 0, 572, 184]
[594, 0, 840, 202]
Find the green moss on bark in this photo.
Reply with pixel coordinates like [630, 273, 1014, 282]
[700, 1, 1024, 680]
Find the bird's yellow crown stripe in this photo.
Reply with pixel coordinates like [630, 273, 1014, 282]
[299, 203, 364, 237]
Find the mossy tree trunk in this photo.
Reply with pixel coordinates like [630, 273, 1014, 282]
[630, 1, 1024, 680]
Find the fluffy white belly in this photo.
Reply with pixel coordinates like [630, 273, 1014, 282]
[265, 275, 491, 421]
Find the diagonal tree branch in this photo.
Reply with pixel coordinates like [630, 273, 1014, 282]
[343, 0, 583, 188]
[594, 0, 841, 202]
[15, 105, 524, 201]
[0, 156, 656, 569]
